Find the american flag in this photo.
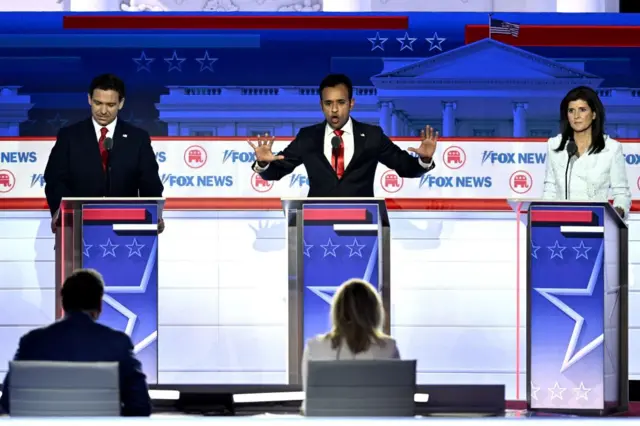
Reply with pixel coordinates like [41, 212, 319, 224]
[490, 18, 520, 38]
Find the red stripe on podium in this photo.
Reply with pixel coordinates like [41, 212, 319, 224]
[529, 210, 593, 223]
[83, 208, 146, 221]
[304, 208, 367, 221]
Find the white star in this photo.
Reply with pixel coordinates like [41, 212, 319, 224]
[195, 50, 218, 72]
[573, 382, 591, 400]
[396, 32, 417, 51]
[425, 32, 446, 51]
[346, 238, 366, 258]
[307, 286, 338, 305]
[548, 382, 566, 400]
[125, 238, 145, 258]
[132, 51, 154, 72]
[531, 382, 540, 400]
[368, 32, 388, 51]
[534, 242, 604, 373]
[547, 240, 566, 259]
[103, 238, 159, 354]
[303, 240, 313, 258]
[99, 238, 119, 257]
[164, 50, 186, 72]
[83, 239, 92, 257]
[531, 243, 540, 259]
[573, 241, 592, 260]
[320, 238, 339, 258]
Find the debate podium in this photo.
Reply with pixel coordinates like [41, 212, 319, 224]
[282, 197, 391, 385]
[55, 197, 164, 384]
[511, 200, 628, 415]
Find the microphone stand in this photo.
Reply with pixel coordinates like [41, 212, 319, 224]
[106, 153, 112, 197]
[564, 140, 577, 200]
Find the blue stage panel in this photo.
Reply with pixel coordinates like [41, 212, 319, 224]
[302, 203, 380, 344]
[81, 203, 159, 385]
[529, 205, 606, 410]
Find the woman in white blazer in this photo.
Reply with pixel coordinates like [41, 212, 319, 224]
[300, 279, 400, 412]
[542, 86, 631, 218]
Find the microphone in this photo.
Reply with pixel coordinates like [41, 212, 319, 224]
[565, 138, 577, 200]
[103, 137, 114, 196]
[331, 136, 341, 172]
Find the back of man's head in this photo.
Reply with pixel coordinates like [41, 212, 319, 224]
[61, 269, 105, 314]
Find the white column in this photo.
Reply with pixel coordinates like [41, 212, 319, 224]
[391, 112, 400, 137]
[513, 102, 529, 138]
[379, 102, 392, 135]
[441, 101, 457, 137]
[323, 0, 370, 11]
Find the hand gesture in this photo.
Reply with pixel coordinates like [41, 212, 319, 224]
[247, 133, 284, 164]
[408, 125, 438, 160]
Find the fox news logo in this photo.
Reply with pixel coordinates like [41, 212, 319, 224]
[155, 151, 166, 163]
[290, 174, 309, 187]
[30, 174, 45, 188]
[161, 174, 233, 187]
[420, 175, 492, 188]
[223, 150, 255, 163]
[481, 151, 546, 165]
[624, 154, 640, 165]
[1, 151, 37, 163]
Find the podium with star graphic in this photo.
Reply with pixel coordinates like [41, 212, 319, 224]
[282, 197, 391, 385]
[55, 197, 164, 385]
[510, 200, 628, 415]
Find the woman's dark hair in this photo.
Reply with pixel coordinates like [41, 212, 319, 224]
[325, 279, 386, 354]
[554, 86, 606, 155]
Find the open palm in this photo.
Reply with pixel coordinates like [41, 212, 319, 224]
[247, 133, 284, 163]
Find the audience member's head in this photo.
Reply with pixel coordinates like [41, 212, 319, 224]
[61, 269, 105, 320]
[327, 279, 385, 354]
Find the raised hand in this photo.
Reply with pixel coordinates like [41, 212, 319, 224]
[407, 125, 438, 160]
[247, 133, 285, 164]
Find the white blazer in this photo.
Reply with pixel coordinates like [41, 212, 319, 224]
[542, 134, 632, 216]
[300, 334, 400, 412]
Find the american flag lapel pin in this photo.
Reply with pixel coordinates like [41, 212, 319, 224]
[360, 133, 365, 137]
[123, 134, 128, 138]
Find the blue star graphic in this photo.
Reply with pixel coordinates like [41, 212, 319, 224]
[126, 238, 145, 258]
[426, 32, 446, 51]
[83, 239, 92, 257]
[164, 50, 186, 72]
[133, 51, 155, 72]
[47, 114, 68, 132]
[396, 32, 417, 51]
[531, 243, 540, 259]
[103, 238, 158, 354]
[346, 238, 366, 258]
[303, 240, 313, 258]
[547, 240, 566, 259]
[534, 242, 604, 373]
[195, 50, 218, 72]
[368, 32, 388, 51]
[320, 238, 339, 258]
[100, 238, 119, 257]
[573, 241, 592, 260]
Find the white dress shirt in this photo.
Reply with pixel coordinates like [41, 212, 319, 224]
[92, 118, 117, 142]
[253, 118, 433, 173]
[542, 134, 631, 216]
[300, 334, 400, 413]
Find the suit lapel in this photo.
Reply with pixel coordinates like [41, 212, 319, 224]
[84, 119, 104, 173]
[343, 119, 366, 177]
[314, 122, 336, 175]
[112, 119, 125, 156]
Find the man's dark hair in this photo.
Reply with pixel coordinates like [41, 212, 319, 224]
[61, 269, 105, 312]
[319, 74, 353, 100]
[89, 74, 126, 101]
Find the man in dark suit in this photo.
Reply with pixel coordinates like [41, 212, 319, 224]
[0, 269, 152, 416]
[44, 73, 164, 234]
[248, 73, 437, 197]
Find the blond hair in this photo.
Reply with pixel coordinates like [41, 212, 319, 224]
[325, 279, 386, 354]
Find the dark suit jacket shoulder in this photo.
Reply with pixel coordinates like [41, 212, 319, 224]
[43, 118, 163, 215]
[0, 313, 152, 416]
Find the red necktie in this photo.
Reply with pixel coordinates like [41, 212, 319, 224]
[332, 129, 345, 179]
[98, 127, 109, 171]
